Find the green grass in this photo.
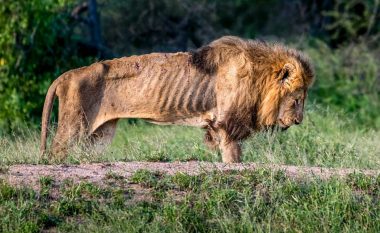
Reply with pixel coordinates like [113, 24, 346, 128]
[1, 170, 380, 232]
[0, 105, 379, 169]
[1, 105, 380, 232]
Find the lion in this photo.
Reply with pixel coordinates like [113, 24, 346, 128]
[40, 36, 314, 163]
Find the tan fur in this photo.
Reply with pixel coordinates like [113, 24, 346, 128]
[41, 36, 314, 162]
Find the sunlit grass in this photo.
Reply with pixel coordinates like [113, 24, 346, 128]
[1, 106, 380, 232]
[1, 169, 380, 232]
[0, 105, 379, 169]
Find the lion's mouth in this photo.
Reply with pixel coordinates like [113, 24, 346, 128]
[278, 119, 290, 131]
[263, 119, 291, 132]
[280, 125, 290, 131]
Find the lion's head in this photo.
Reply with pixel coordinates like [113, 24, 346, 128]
[256, 51, 314, 131]
[191, 36, 314, 139]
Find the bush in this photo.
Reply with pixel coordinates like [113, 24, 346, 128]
[304, 39, 380, 128]
[0, 0, 93, 133]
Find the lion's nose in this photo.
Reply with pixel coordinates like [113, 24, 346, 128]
[294, 119, 301, 125]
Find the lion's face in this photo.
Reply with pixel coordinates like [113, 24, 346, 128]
[277, 88, 306, 130]
[257, 61, 313, 131]
[272, 60, 313, 131]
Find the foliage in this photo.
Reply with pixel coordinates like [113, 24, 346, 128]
[305, 39, 380, 128]
[101, 0, 279, 54]
[0, 0, 93, 133]
[322, 0, 380, 46]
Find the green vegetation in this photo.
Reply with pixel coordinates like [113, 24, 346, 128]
[0, 0, 379, 132]
[1, 170, 380, 232]
[1, 105, 379, 169]
[0, 0, 379, 231]
[305, 41, 380, 128]
[0, 0, 94, 132]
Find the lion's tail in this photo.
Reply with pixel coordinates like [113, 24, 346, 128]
[40, 79, 59, 155]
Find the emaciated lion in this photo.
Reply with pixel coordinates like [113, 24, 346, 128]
[41, 36, 314, 163]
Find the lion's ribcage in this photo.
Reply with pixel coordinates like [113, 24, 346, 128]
[141, 66, 215, 116]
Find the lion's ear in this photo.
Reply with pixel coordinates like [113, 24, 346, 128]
[279, 63, 295, 87]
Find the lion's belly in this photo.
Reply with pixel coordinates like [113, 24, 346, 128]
[146, 117, 206, 127]
[144, 111, 215, 127]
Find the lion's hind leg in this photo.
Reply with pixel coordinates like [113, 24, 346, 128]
[50, 95, 89, 161]
[51, 119, 83, 161]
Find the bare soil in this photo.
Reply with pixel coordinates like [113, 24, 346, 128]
[1, 162, 379, 189]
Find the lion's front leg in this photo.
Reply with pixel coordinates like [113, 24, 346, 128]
[217, 129, 242, 163]
[220, 140, 242, 163]
[204, 128, 219, 150]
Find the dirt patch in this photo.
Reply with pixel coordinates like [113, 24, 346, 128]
[1, 162, 379, 189]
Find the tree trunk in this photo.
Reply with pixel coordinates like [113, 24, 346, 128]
[88, 0, 103, 57]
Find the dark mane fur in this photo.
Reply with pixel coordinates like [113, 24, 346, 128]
[189, 46, 217, 75]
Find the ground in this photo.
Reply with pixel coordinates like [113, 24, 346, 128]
[2, 162, 380, 189]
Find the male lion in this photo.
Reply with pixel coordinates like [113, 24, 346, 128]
[41, 36, 314, 163]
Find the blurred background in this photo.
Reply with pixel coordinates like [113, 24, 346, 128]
[0, 0, 379, 133]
